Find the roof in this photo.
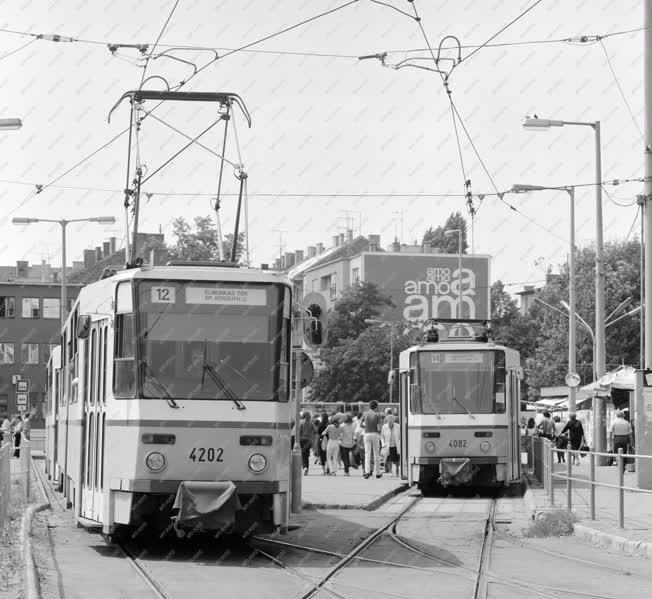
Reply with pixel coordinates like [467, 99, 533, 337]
[0, 280, 83, 288]
[580, 366, 636, 392]
[67, 249, 127, 285]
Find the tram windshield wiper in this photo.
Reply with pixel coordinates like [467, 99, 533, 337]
[450, 386, 475, 418]
[140, 361, 179, 409]
[420, 385, 441, 419]
[201, 340, 246, 410]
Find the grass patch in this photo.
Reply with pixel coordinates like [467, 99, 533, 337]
[523, 509, 576, 538]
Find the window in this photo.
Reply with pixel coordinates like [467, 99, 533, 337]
[352, 268, 360, 284]
[311, 279, 318, 291]
[0, 297, 15, 317]
[0, 343, 14, 364]
[0, 394, 7, 412]
[320, 275, 331, 291]
[42, 298, 61, 319]
[114, 281, 135, 398]
[21, 343, 39, 364]
[22, 297, 40, 318]
[329, 277, 337, 300]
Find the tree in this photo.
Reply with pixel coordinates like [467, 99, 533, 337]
[422, 211, 468, 254]
[325, 282, 395, 348]
[167, 216, 245, 262]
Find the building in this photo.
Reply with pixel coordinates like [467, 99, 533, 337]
[515, 274, 562, 316]
[284, 232, 491, 323]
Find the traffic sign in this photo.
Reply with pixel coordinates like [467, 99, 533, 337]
[292, 351, 314, 389]
[18, 405, 26, 412]
[16, 392, 28, 406]
[16, 379, 29, 393]
[565, 372, 581, 388]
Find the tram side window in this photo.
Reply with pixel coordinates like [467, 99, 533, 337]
[113, 281, 135, 398]
[408, 352, 421, 413]
[494, 350, 506, 414]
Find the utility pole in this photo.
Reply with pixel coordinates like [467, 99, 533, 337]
[645, 0, 652, 369]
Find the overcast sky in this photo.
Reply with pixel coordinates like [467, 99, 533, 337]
[0, 0, 645, 294]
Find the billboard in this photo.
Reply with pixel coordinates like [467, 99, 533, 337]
[361, 252, 491, 323]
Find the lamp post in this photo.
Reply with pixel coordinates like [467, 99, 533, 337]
[523, 116, 606, 458]
[365, 319, 396, 403]
[443, 229, 463, 319]
[512, 184, 577, 411]
[12, 216, 116, 326]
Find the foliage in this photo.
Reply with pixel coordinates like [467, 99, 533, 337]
[167, 216, 245, 262]
[325, 281, 395, 348]
[523, 509, 576, 538]
[422, 211, 468, 254]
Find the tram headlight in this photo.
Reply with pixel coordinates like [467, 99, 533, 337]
[479, 441, 491, 453]
[248, 453, 268, 473]
[424, 441, 436, 453]
[145, 451, 166, 472]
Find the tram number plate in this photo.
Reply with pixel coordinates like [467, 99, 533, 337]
[189, 447, 224, 462]
[448, 440, 468, 448]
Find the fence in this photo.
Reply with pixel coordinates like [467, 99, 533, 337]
[0, 438, 31, 533]
[532, 436, 652, 529]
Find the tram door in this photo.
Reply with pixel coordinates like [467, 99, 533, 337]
[81, 320, 108, 521]
[399, 372, 409, 480]
[507, 370, 521, 481]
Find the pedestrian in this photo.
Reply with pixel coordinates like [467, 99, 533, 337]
[353, 420, 366, 474]
[0, 413, 10, 445]
[536, 411, 555, 440]
[383, 407, 393, 425]
[526, 417, 537, 436]
[12, 414, 24, 458]
[299, 411, 316, 475]
[381, 416, 401, 476]
[317, 412, 329, 475]
[362, 400, 382, 479]
[560, 412, 586, 466]
[23, 408, 36, 441]
[609, 410, 634, 472]
[323, 416, 343, 476]
[339, 413, 355, 475]
[312, 415, 321, 464]
[553, 415, 567, 463]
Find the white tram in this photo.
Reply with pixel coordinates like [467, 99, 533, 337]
[398, 321, 523, 490]
[44, 263, 293, 535]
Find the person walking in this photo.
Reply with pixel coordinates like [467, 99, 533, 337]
[609, 410, 634, 472]
[536, 411, 555, 441]
[353, 419, 366, 474]
[362, 400, 382, 479]
[12, 414, 24, 458]
[317, 412, 329, 474]
[312, 415, 321, 464]
[323, 416, 343, 476]
[553, 415, 567, 463]
[0, 414, 10, 445]
[561, 412, 586, 466]
[299, 411, 317, 475]
[339, 413, 355, 475]
[381, 416, 401, 476]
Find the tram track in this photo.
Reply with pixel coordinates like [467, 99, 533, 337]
[114, 539, 176, 599]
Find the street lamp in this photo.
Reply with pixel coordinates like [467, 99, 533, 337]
[365, 319, 397, 403]
[0, 118, 22, 130]
[12, 216, 117, 326]
[512, 184, 577, 411]
[523, 115, 607, 458]
[443, 229, 463, 319]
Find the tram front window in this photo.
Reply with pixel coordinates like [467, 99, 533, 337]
[416, 350, 505, 415]
[136, 281, 289, 401]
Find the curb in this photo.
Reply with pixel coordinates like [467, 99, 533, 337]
[20, 501, 49, 599]
[574, 524, 652, 560]
[302, 483, 408, 511]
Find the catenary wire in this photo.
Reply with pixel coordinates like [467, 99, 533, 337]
[0, 37, 36, 62]
[601, 185, 638, 207]
[624, 208, 639, 243]
[139, 0, 182, 88]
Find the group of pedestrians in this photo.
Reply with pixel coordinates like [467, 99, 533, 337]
[297, 401, 401, 478]
[522, 411, 587, 466]
[0, 409, 35, 458]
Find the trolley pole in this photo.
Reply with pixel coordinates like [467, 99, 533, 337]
[290, 318, 303, 514]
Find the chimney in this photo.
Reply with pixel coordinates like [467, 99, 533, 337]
[83, 249, 96, 268]
[392, 239, 401, 252]
[316, 243, 324, 254]
[346, 229, 353, 243]
[273, 258, 281, 270]
[367, 234, 380, 252]
[95, 247, 102, 262]
[110, 237, 116, 254]
[16, 260, 28, 279]
[307, 246, 316, 258]
[294, 249, 304, 263]
[422, 241, 432, 253]
[339, 233, 345, 246]
[150, 248, 170, 266]
[103, 241, 111, 257]
[41, 260, 46, 282]
[52, 271, 59, 283]
[261, 263, 269, 270]
[332, 235, 339, 248]
[284, 252, 295, 267]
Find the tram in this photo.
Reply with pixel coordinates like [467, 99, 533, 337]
[398, 320, 523, 491]
[44, 263, 293, 535]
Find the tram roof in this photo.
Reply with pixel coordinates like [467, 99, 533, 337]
[407, 341, 512, 352]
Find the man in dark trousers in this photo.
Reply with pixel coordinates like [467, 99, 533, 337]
[609, 410, 634, 472]
[362, 400, 382, 479]
[560, 412, 585, 466]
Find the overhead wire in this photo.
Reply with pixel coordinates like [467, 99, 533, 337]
[138, 0, 181, 88]
[624, 208, 640, 243]
[0, 37, 36, 62]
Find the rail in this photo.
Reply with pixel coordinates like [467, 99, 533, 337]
[532, 436, 652, 529]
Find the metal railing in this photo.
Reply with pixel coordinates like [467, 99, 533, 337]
[534, 437, 652, 528]
[0, 441, 10, 531]
[0, 438, 32, 532]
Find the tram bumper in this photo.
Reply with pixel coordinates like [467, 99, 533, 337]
[438, 458, 473, 487]
[171, 481, 242, 537]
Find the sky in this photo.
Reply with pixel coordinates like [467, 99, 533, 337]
[0, 0, 646, 295]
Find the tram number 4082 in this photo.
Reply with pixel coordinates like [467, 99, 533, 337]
[448, 440, 468, 448]
[189, 447, 224, 462]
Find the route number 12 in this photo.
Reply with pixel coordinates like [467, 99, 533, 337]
[151, 286, 175, 304]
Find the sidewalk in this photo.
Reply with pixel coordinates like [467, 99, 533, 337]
[524, 459, 652, 558]
[301, 459, 407, 510]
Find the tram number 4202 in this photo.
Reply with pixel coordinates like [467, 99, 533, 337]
[448, 440, 468, 448]
[189, 447, 224, 462]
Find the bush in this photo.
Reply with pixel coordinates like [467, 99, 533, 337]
[523, 509, 576, 538]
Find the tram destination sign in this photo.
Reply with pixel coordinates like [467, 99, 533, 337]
[185, 287, 267, 306]
[361, 252, 491, 323]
